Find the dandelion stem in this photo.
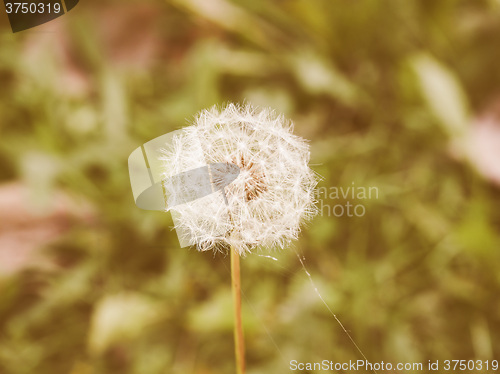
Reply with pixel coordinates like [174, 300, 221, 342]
[231, 246, 246, 374]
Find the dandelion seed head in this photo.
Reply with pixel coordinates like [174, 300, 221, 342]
[160, 103, 319, 255]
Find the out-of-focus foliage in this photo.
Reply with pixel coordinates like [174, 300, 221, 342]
[0, 1, 499, 373]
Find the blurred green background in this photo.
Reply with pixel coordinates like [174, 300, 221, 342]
[1, 0, 500, 373]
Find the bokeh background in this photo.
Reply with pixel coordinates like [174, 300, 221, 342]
[1, 0, 500, 373]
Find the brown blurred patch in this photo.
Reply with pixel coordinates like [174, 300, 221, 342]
[0, 182, 94, 277]
[95, 3, 163, 70]
[20, 3, 166, 98]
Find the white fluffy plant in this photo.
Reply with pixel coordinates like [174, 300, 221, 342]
[161, 103, 318, 254]
[160, 103, 318, 374]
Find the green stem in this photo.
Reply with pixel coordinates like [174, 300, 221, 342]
[231, 246, 246, 374]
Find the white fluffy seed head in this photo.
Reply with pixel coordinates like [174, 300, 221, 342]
[160, 103, 319, 255]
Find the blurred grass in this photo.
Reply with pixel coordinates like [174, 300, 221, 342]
[0, 0, 500, 373]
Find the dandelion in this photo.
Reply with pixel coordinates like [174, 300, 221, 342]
[160, 103, 318, 374]
[160, 103, 318, 255]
